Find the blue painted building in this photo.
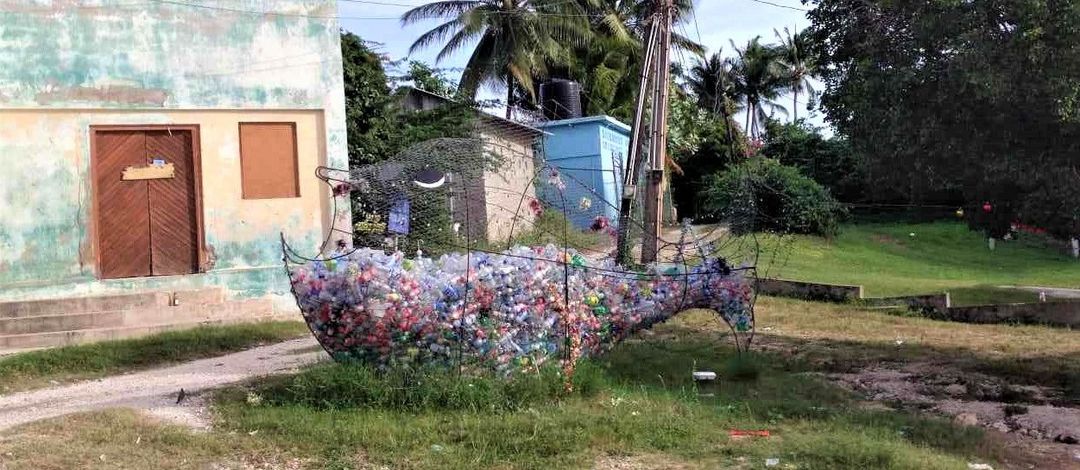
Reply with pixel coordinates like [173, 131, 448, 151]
[537, 116, 631, 229]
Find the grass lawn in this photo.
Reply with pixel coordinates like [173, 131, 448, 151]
[8, 297, 1079, 469]
[0, 321, 308, 393]
[758, 222, 1080, 305]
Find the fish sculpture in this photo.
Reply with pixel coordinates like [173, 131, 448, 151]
[286, 243, 754, 379]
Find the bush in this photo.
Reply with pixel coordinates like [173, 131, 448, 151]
[701, 158, 846, 237]
[762, 119, 867, 203]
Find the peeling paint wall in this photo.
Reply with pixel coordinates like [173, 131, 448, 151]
[0, 1, 347, 301]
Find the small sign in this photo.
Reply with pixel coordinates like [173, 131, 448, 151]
[152, 158, 166, 166]
[387, 197, 410, 235]
[122, 163, 175, 180]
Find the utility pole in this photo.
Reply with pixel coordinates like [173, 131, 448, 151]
[615, 0, 673, 266]
[641, 0, 672, 264]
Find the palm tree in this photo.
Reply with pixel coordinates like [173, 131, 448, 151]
[539, 0, 704, 120]
[729, 36, 787, 139]
[686, 51, 738, 119]
[402, 0, 589, 118]
[773, 27, 815, 121]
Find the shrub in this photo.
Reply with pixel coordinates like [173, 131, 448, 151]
[701, 158, 846, 237]
[762, 119, 867, 203]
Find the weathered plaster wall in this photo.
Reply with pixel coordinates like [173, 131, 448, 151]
[482, 132, 538, 243]
[0, 1, 348, 301]
[0, 110, 331, 301]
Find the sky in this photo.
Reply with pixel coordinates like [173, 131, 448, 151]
[336, 0, 828, 132]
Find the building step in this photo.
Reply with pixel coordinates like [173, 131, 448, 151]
[0, 306, 291, 351]
[0, 288, 225, 319]
[0, 299, 272, 336]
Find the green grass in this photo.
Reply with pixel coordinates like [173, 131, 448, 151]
[8, 298, 1074, 468]
[761, 222, 1080, 305]
[205, 311, 1000, 469]
[0, 321, 308, 392]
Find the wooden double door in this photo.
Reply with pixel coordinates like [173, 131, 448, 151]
[92, 127, 202, 279]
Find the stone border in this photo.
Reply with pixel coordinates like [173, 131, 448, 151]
[754, 278, 863, 302]
[940, 301, 1080, 328]
[758, 277, 1080, 328]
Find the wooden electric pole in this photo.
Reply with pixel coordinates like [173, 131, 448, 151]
[615, 0, 673, 266]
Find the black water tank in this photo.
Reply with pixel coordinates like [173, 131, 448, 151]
[540, 79, 582, 120]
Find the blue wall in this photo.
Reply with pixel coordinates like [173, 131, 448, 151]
[538, 116, 630, 229]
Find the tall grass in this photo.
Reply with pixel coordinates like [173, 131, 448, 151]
[244, 362, 606, 412]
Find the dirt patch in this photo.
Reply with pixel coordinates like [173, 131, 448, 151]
[593, 453, 703, 470]
[829, 364, 1080, 468]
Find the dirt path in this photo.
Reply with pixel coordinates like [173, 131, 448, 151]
[0, 337, 325, 431]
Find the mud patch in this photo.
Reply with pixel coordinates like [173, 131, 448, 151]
[830, 363, 1080, 469]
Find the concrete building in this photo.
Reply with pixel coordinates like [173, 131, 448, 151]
[399, 87, 543, 245]
[0, 1, 348, 349]
[536, 116, 631, 229]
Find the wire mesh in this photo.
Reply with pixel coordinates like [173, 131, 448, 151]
[283, 115, 779, 382]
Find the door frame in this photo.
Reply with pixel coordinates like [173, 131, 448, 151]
[89, 124, 207, 278]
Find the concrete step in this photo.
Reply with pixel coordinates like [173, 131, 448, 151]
[0, 299, 272, 336]
[0, 303, 288, 351]
[0, 288, 226, 319]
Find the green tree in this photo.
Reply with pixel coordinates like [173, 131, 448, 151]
[761, 119, 864, 202]
[686, 51, 739, 123]
[537, 0, 704, 120]
[729, 37, 787, 139]
[701, 158, 845, 236]
[341, 32, 392, 165]
[401, 61, 458, 97]
[668, 84, 747, 220]
[401, 0, 590, 118]
[807, 0, 1080, 242]
[772, 27, 815, 121]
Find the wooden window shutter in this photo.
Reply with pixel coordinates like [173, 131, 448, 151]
[239, 122, 300, 199]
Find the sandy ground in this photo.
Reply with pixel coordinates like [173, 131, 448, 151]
[0, 337, 325, 431]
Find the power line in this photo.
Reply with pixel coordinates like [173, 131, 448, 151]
[150, 0, 400, 20]
[690, 1, 703, 47]
[147, 0, 597, 21]
[338, 0, 425, 6]
[744, 0, 810, 12]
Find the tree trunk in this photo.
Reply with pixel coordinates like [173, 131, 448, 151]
[792, 87, 798, 122]
[505, 76, 514, 120]
[750, 104, 758, 140]
[745, 103, 751, 137]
